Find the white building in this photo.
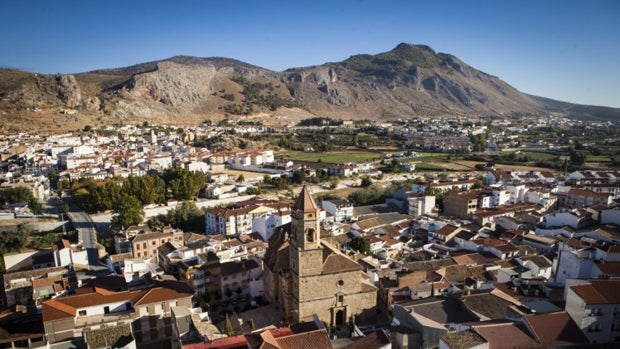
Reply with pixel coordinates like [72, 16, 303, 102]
[408, 194, 436, 217]
[321, 199, 354, 222]
[252, 210, 291, 242]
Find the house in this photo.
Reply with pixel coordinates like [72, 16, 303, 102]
[42, 279, 194, 347]
[251, 208, 291, 242]
[545, 209, 594, 230]
[327, 164, 358, 177]
[322, 199, 354, 222]
[205, 205, 281, 237]
[391, 297, 479, 349]
[521, 312, 589, 347]
[558, 188, 613, 208]
[130, 227, 184, 263]
[220, 257, 263, 301]
[408, 193, 436, 217]
[565, 279, 620, 344]
[443, 190, 489, 219]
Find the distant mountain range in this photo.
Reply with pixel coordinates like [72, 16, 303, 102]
[1, 43, 618, 132]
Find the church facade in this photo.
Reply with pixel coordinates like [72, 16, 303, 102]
[263, 186, 377, 327]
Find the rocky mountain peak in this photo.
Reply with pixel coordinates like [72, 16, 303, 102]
[0, 43, 618, 132]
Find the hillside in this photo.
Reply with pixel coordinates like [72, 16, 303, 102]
[0, 43, 618, 133]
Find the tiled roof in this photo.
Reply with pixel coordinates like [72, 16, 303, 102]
[321, 248, 362, 274]
[435, 224, 459, 236]
[83, 324, 133, 348]
[594, 261, 620, 276]
[134, 280, 194, 306]
[404, 296, 479, 324]
[342, 329, 391, 349]
[440, 330, 487, 349]
[522, 312, 588, 345]
[471, 322, 537, 348]
[570, 279, 620, 304]
[461, 292, 517, 320]
[43, 280, 193, 322]
[271, 328, 333, 349]
[292, 185, 319, 213]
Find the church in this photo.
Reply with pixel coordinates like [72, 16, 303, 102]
[263, 186, 377, 328]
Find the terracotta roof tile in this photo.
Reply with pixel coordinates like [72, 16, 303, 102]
[342, 329, 391, 349]
[570, 279, 620, 304]
[523, 312, 588, 345]
[440, 330, 487, 349]
[292, 185, 319, 213]
[471, 322, 537, 348]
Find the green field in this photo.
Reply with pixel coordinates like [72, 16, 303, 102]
[587, 156, 613, 162]
[512, 151, 558, 161]
[412, 162, 446, 171]
[278, 151, 381, 163]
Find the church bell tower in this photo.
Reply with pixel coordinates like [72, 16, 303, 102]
[290, 185, 323, 277]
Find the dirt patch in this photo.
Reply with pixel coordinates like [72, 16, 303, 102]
[428, 160, 561, 174]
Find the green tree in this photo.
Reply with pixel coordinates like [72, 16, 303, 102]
[0, 186, 33, 204]
[224, 313, 234, 336]
[165, 168, 206, 200]
[350, 236, 371, 255]
[471, 179, 485, 189]
[111, 195, 144, 229]
[569, 148, 586, 167]
[291, 169, 306, 184]
[28, 198, 43, 215]
[360, 176, 373, 188]
[123, 175, 166, 205]
[245, 187, 261, 195]
[0, 224, 29, 273]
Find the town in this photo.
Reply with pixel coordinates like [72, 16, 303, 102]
[1, 114, 620, 349]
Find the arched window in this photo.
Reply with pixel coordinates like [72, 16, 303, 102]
[306, 228, 314, 242]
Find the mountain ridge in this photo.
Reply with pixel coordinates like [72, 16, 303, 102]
[0, 42, 618, 132]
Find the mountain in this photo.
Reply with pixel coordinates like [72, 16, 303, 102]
[0, 43, 618, 132]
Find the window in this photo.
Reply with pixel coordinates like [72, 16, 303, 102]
[78, 310, 86, 316]
[337, 279, 344, 287]
[306, 228, 314, 242]
[338, 295, 344, 303]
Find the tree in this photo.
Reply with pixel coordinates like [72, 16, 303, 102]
[245, 187, 261, 195]
[28, 198, 43, 215]
[471, 179, 485, 189]
[360, 176, 373, 188]
[123, 175, 165, 205]
[0, 186, 33, 205]
[224, 313, 234, 337]
[59, 204, 70, 215]
[569, 148, 586, 167]
[111, 195, 144, 229]
[165, 168, 206, 200]
[350, 236, 371, 255]
[0, 224, 30, 273]
[292, 169, 306, 184]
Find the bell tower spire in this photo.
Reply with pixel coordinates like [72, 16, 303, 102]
[290, 185, 321, 251]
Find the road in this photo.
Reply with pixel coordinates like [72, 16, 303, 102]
[62, 196, 101, 267]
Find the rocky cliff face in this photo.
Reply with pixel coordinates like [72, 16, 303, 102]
[0, 43, 618, 132]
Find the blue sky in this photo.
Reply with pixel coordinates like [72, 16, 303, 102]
[1, 0, 619, 108]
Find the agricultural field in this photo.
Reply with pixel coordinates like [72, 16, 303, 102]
[278, 150, 381, 163]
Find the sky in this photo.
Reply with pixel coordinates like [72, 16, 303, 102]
[1, 0, 619, 108]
